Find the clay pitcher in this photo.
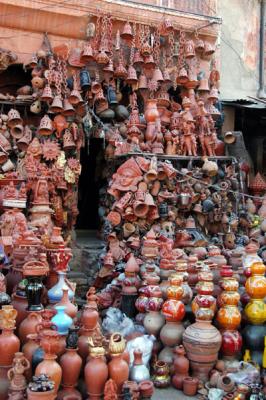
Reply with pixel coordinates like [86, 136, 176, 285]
[108, 333, 129, 394]
[60, 347, 82, 388]
[54, 289, 78, 320]
[18, 312, 42, 345]
[84, 343, 108, 399]
[172, 345, 189, 389]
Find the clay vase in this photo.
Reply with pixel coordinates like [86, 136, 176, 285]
[22, 333, 40, 380]
[144, 99, 159, 123]
[143, 311, 165, 337]
[18, 311, 42, 345]
[84, 349, 108, 399]
[0, 365, 10, 400]
[55, 289, 78, 319]
[172, 345, 189, 389]
[108, 353, 129, 394]
[183, 377, 199, 396]
[182, 319, 222, 382]
[60, 347, 82, 388]
[36, 354, 62, 393]
[27, 388, 56, 400]
[0, 328, 20, 366]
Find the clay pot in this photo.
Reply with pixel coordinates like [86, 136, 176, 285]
[182, 320, 222, 382]
[144, 99, 159, 123]
[0, 365, 10, 400]
[0, 328, 20, 366]
[138, 380, 154, 398]
[152, 361, 170, 388]
[35, 355, 62, 393]
[85, 352, 108, 399]
[22, 334, 40, 380]
[108, 353, 129, 394]
[216, 374, 235, 392]
[27, 389, 56, 400]
[60, 348, 82, 387]
[160, 321, 184, 347]
[143, 311, 165, 336]
[18, 311, 42, 345]
[183, 377, 198, 396]
[172, 345, 189, 389]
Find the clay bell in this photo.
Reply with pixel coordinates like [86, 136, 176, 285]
[28, 54, 38, 68]
[69, 89, 83, 105]
[126, 65, 138, 85]
[133, 50, 144, 67]
[63, 129, 76, 150]
[114, 60, 128, 79]
[38, 115, 53, 136]
[120, 21, 133, 41]
[50, 95, 63, 113]
[80, 68, 91, 91]
[103, 60, 114, 76]
[63, 98, 75, 116]
[7, 109, 22, 128]
[198, 78, 210, 92]
[91, 79, 101, 94]
[30, 99, 42, 114]
[144, 55, 156, 70]
[95, 49, 109, 65]
[80, 43, 94, 63]
[138, 74, 148, 90]
[31, 76, 44, 89]
[152, 68, 164, 83]
[146, 157, 158, 181]
[177, 67, 188, 84]
[185, 40, 195, 58]
[195, 37, 205, 53]
[94, 88, 107, 105]
[10, 124, 24, 139]
[41, 85, 53, 103]
[208, 88, 219, 102]
[0, 151, 8, 164]
[204, 42, 215, 56]
[17, 125, 32, 151]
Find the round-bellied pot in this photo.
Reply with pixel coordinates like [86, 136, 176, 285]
[26, 388, 56, 400]
[183, 377, 199, 396]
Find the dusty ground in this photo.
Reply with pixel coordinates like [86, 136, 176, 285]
[153, 388, 198, 399]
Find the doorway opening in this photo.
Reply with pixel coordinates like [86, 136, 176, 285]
[76, 138, 105, 232]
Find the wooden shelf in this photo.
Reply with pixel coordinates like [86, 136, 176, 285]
[114, 152, 237, 162]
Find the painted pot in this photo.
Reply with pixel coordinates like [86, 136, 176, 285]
[51, 305, 73, 335]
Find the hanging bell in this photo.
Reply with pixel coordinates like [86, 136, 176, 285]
[195, 38, 205, 53]
[80, 68, 91, 91]
[38, 115, 53, 136]
[80, 43, 94, 63]
[7, 109, 22, 128]
[141, 42, 152, 57]
[114, 60, 128, 79]
[198, 78, 210, 92]
[17, 125, 32, 151]
[50, 95, 64, 113]
[176, 67, 188, 84]
[41, 85, 53, 103]
[63, 129, 76, 151]
[94, 88, 107, 106]
[126, 65, 138, 85]
[106, 86, 118, 105]
[144, 55, 156, 70]
[120, 21, 133, 41]
[95, 50, 109, 65]
[185, 40, 195, 59]
[91, 79, 101, 94]
[208, 88, 219, 102]
[138, 74, 148, 90]
[10, 124, 24, 139]
[152, 67, 164, 83]
[30, 99, 42, 114]
[69, 89, 82, 105]
[103, 60, 114, 75]
[63, 98, 75, 116]
[204, 42, 215, 56]
[133, 50, 144, 67]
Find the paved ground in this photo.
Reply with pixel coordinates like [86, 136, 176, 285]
[153, 388, 198, 399]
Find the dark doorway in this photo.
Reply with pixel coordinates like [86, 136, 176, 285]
[76, 138, 105, 230]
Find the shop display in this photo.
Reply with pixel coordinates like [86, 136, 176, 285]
[0, 9, 264, 400]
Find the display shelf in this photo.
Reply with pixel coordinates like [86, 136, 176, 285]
[114, 152, 237, 162]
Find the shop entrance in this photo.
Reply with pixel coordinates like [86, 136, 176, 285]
[76, 138, 105, 231]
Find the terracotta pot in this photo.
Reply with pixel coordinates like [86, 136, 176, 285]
[85, 353, 108, 399]
[108, 353, 129, 394]
[160, 321, 184, 347]
[81, 303, 99, 330]
[22, 333, 40, 380]
[60, 348, 82, 387]
[27, 388, 56, 400]
[18, 311, 42, 345]
[0, 328, 20, 366]
[183, 320, 222, 382]
[57, 387, 81, 400]
[216, 374, 235, 392]
[183, 377, 198, 396]
[144, 99, 159, 123]
[35, 355, 62, 393]
[143, 311, 165, 336]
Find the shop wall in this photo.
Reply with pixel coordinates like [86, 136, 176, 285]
[218, 0, 260, 100]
